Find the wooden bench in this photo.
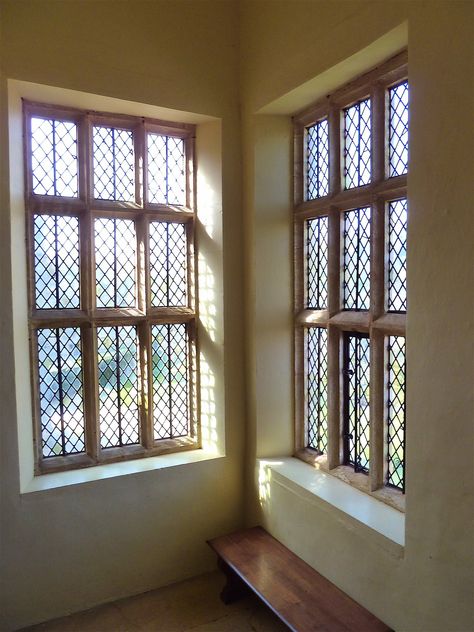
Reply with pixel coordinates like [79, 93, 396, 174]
[207, 526, 392, 632]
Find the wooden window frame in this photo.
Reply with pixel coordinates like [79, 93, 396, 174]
[293, 52, 408, 511]
[24, 100, 199, 475]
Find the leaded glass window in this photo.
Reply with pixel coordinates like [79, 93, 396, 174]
[294, 52, 408, 506]
[24, 101, 197, 473]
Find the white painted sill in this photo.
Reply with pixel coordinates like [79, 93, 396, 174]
[258, 457, 405, 556]
[21, 449, 224, 494]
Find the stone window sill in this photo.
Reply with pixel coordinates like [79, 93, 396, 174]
[258, 457, 405, 557]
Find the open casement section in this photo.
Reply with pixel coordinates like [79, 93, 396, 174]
[293, 52, 407, 511]
[23, 101, 200, 474]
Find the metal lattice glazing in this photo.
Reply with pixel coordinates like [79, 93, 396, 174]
[147, 134, 185, 205]
[389, 81, 409, 177]
[95, 218, 136, 308]
[151, 323, 189, 440]
[343, 207, 371, 310]
[34, 214, 80, 309]
[388, 198, 407, 312]
[306, 119, 329, 199]
[387, 336, 406, 491]
[149, 222, 187, 307]
[345, 334, 370, 473]
[307, 217, 329, 309]
[93, 126, 135, 202]
[31, 117, 78, 197]
[307, 327, 328, 454]
[97, 326, 140, 449]
[37, 327, 85, 457]
[344, 99, 371, 189]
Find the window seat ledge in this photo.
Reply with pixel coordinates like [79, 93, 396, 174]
[21, 448, 224, 495]
[257, 457, 405, 555]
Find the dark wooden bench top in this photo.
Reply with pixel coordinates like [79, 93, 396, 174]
[208, 526, 392, 632]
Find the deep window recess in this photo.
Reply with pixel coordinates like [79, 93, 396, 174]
[294, 52, 408, 505]
[25, 102, 198, 474]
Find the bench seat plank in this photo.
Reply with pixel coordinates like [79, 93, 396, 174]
[208, 526, 392, 632]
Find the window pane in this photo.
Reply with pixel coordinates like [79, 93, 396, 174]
[387, 336, 406, 491]
[343, 207, 371, 310]
[95, 218, 136, 308]
[307, 327, 328, 454]
[34, 214, 80, 309]
[147, 134, 185, 205]
[344, 334, 370, 473]
[93, 126, 135, 201]
[307, 216, 328, 309]
[344, 98, 371, 189]
[149, 222, 187, 307]
[97, 326, 140, 449]
[151, 323, 189, 440]
[388, 199, 407, 312]
[389, 81, 409, 177]
[306, 119, 329, 199]
[37, 328, 85, 457]
[31, 117, 78, 197]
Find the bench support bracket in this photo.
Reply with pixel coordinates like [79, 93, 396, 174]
[217, 558, 252, 604]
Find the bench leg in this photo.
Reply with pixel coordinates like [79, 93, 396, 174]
[217, 558, 252, 604]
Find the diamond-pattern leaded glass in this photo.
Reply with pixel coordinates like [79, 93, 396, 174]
[388, 199, 407, 311]
[93, 126, 135, 202]
[389, 81, 409, 177]
[34, 214, 80, 309]
[387, 336, 406, 491]
[151, 323, 189, 440]
[343, 207, 371, 310]
[147, 134, 186, 205]
[307, 216, 328, 309]
[95, 218, 136, 308]
[97, 326, 140, 449]
[149, 222, 187, 307]
[344, 98, 371, 189]
[31, 117, 78, 197]
[306, 120, 329, 199]
[345, 334, 370, 473]
[307, 328, 328, 453]
[37, 328, 85, 457]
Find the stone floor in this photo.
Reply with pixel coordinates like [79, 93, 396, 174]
[22, 571, 288, 632]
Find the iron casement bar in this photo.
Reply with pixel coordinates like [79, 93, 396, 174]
[357, 103, 361, 187]
[317, 219, 321, 308]
[354, 336, 361, 470]
[184, 325, 189, 435]
[317, 329, 322, 451]
[166, 223, 170, 306]
[55, 329, 66, 456]
[112, 128, 116, 200]
[54, 216, 60, 309]
[52, 120, 57, 196]
[167, 325, 173, 439]
[115, 326, 123, 447]
[165, 137, 169, 204]
[316, 124, 320, 198]
[356, 208, 360, 309]
[113, 219, 118, 308]
[342, 335, 350, 463]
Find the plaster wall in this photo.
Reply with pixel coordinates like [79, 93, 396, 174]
[0, 2, 245, 629]
[241, 1, 474, 631]
[0, 1, 473, 631]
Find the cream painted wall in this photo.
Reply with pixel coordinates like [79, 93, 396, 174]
[0, 0, 473, 631]
[0, 2, 245, 630]
[241, 1, 473, 631]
